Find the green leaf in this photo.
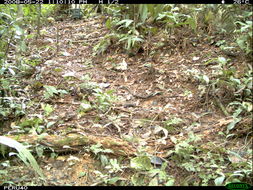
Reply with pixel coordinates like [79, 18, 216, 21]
[105, 18, 112, 29]
[165, 178, 175, 186]
[14, 25, 23, 36]
[44, 85, 58, 99]
[0, 136, 45, 179]
[236, 38, 246, 50]
[139, 5, 148, 22]
[116, 19, 133, 28]
[130, 156, 153, 171]
[46, 121, 55, 128]
[100, 155, 109, 166]
[202, 75, 209, 84]
[58, 89, 68, 95]
[131, 173, 145, 186]
[0, 12, 12, 20]
[149, 177, 158, 186]
[79, 102, 92, 112]
[78, 172, 86, 178]
[8, 68, 16, 75]
[90, 143, 113, 155]
[217, 57, 227, 65]
[229, 76, 241, 85]
[214, 175, 225, 186]
[227, 118, 241, 133]
[42, 104, 54, 116]
[242, 102, 252, 112]
[20, 41, 27, 52]
[20, 117, 43, 128]
[107, 177, 120, 184]
[147, 4, 155, 17]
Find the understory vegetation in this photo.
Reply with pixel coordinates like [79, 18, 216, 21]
[0, 4, 252, 186]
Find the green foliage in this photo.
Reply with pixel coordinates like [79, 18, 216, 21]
[0, 5, 37, 123]
[118, 32, 143, 51]
[116, 19, 134, 29]
[130, 154, 175, 186]
[146, 4, 166, 21]
[77, 75, 117, 114]
[41, 103, 54, 116]
[0, 136, 45, 179]
[163, 117, 183, 132]
[43, 85, 68, 99]
[148, 163, 175, 186]
[89, 143, 114, 155]
[93, 170, 122, 185]
[93, 88, 117, 112]
[186, 56, 252, 134]
[93, 33, 117, 55]
[0, 160, 16, 185]
[96, 5, 164, 55]
[18, 116, 45, 134]
[87, 143, 114, 171]
[169, 132, 201, 161]
[78, 100, 92, 114]
[156, 9, 197, 33]
[130, 156, 153, 171]
[235, 20, 252, 55]
[0, 66, 27, 121]
[167, 132, 252, 185]
[105, 158, 125, 173]
[94, 17, 144, 55]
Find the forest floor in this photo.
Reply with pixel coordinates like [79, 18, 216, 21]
[2, 16, 252, 186]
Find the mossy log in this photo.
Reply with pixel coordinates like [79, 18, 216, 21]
[5, 133, 136, 157]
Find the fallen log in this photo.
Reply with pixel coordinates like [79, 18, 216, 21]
[5, 133, 136, 157]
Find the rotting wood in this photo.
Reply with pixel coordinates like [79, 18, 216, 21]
[5, 133, 136, 157]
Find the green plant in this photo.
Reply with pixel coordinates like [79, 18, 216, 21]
[0, 136, 45, 179]
[130, 154, 175, 186]
[118, 32, 143, 52]
[41, 103, 54, 116]
[0, 66, 27, 121]
[115, 18, 144, 52]
[235, 20, 252, 55]
[43, 85, 68, 99]
[186, 56, 252, 134]
[0, 160, 16, 185]
[225, 149, 252, 184]
[105, 158, 126, 173]
[18, 116, 45, 134]
[93, 33, 118, 56]
[86, 143, 113, 168]
[167, 133, 218, 185]
[88, 143, 114, 157]
[156, 9, 197, 33]
[93, 170, 123, 185]
[93, 88, 117, 112]
[164, 117, 183, 127]
[77, 75, 117, 113]
[166, 131, 252, 185]
[77, 100, 93, 116]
